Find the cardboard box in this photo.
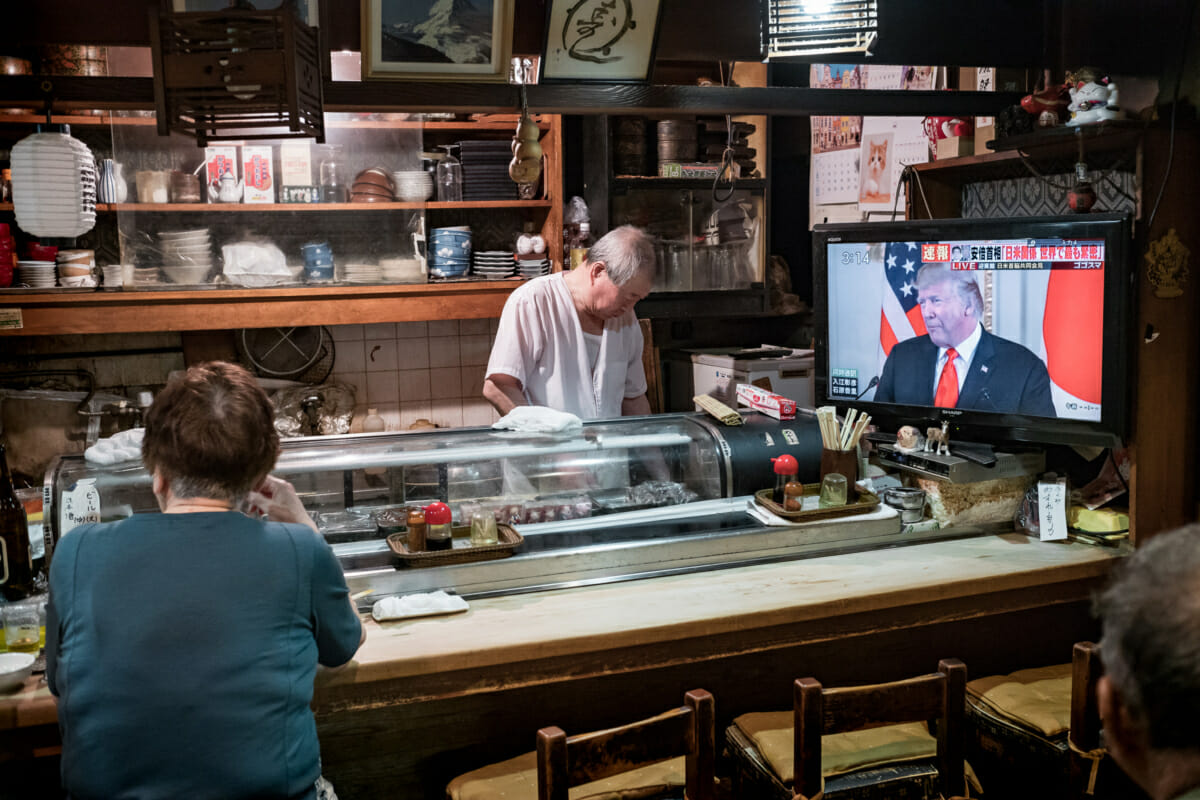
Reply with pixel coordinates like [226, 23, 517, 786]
[936, 136, 974, 160]
[735, 383, 797, 420]
[280, 139, 313, 187]
[242, 144, 275, 203]
[204, 146, 239, 202]
[974, 125, 996, 155]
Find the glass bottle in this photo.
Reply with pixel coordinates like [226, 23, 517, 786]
[771, 454, 798, 505]
[783, 481, 805, 511]
[318, 144, 347, 203]
[0, 443, 34, 602]
[568, 221, 592, 270]
[435, 145, 462, 202]
[424, 501, 453, 551]
[406, 507, 427, 553]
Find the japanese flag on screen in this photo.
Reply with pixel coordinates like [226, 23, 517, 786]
[879, 241, 928, 369]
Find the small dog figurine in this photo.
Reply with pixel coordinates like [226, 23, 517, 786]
[924, 422, 951, 456]
[895, 425, 922, 452]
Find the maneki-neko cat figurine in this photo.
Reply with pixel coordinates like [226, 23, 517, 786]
[1067, 67, 1122, 126]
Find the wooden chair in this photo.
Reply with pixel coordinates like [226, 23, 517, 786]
[1069, 641, 1149, 800]
[536, 688, 715, 800]
[792, 659, 967, 800]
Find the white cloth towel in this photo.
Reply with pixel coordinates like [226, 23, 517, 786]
[492, 405, 583, 433]
[84, 427, 145, 465]
[371, 590, 468, 621]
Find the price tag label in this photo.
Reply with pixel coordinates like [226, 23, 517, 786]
[0, 309, 23, 330]
[1038, 477, 1068, 541]
[59, 479, 101, 538]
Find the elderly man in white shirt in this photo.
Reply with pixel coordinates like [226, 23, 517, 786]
[484, 225, 656, 420]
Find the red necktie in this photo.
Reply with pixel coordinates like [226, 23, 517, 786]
[934, 347, 959, 408]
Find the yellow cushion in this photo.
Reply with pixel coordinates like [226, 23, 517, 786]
[732, 712, 936, 783]
[966, 663, 1072, 738]
[445, 749, 684, 800]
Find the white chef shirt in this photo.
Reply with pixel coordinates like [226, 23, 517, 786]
[486, 273, 647, 419]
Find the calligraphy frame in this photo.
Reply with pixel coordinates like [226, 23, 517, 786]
[539, 0, 664, 83]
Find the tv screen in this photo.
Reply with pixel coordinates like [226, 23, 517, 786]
[813, 214, 1133, 448]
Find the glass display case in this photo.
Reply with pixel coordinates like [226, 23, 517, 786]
[43, 412, 950, 600]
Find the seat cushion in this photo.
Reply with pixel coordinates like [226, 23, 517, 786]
[966, 663, 1071, 738]
[732, 712, 937, 783]
[446, 749, 685, 800]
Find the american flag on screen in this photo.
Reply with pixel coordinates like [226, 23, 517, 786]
[879, 241, 928, 364]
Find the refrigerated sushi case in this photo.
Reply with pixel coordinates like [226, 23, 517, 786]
[42, 411, 945, 600]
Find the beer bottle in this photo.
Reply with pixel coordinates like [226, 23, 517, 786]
[0, 442, 34, 601]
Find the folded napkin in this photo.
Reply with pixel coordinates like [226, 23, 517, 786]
[492, 405, 582, 433]
[372, 590, 469, 621]
[84, 427, 145, 465]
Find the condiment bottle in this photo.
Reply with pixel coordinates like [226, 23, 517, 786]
[423, 501, 453, 551]
[771, 454, 799, 504]
[0, 443, 34, 601]
[406, 507, 426, 552]
[783, 480, 805, 511]
[362, 409, 386, 477]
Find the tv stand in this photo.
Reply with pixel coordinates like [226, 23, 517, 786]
[875, 442, 1044, 483]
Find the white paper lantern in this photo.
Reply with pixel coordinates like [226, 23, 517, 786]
[11, 126, 97, 238]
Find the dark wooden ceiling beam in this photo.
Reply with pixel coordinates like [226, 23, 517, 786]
[0, 75, 1023, 118]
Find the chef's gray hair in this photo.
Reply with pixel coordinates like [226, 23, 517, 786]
[588, 225, 655, 287]
[1095, 524, 1200, 749]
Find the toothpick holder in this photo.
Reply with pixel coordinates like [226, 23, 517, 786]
[820, 448, 859, 501]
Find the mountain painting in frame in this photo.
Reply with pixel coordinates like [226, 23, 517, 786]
[362, 0, 514, 81]
[540, 0, 664, 83]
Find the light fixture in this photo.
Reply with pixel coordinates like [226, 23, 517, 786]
[765, 0, 880, 59]
[149, 3, 324, 146]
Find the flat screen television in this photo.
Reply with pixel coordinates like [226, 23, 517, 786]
[813, 214, 1134, 448]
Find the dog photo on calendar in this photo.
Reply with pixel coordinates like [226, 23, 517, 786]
[858, 132, 893, 204]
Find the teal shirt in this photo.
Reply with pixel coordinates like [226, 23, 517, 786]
[46, 511, 362, 800]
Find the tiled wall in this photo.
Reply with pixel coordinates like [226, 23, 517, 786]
[328, 318, 501, 432]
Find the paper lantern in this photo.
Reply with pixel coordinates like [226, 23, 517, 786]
[11, 126, 97, 238]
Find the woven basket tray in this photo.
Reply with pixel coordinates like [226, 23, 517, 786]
[754, 485, 880, 522]
[386, 523, 523, 567]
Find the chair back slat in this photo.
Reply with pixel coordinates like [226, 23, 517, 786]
[536, 689, 716, 800]
[1071, 641, 1102, 751]
[792, 659, 967, 800]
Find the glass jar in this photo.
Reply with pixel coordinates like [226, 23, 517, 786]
[318, 144, 347, 203]
[435, 145, 462, 202]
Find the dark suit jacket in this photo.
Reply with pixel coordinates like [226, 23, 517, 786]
[874, 329, 1057, 417]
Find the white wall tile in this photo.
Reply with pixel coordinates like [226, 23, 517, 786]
[365, 339, 399, 372]
[379, 407, 402, 431]
[396, 337, 430, 369]
[399, 369, 432, 402]
[460, 334, 492, 366]
[430, 399, 463, 429]
[396, 321, 428, 339]
[328, 324, 364, 342]
[459, 318, 489, 335]
[461, 400, 495, 428]
[399, 401, 433, 430]
[334, 339, 366, 374]
[428, 319, 460, 336]
[460, 366, 486, 398]
[336, 372, 367, 403]
[429, 366, 462, 398]
[429, 336, 461, 368]
[364, 322, 397, 340]
[365, 371, 399, 405]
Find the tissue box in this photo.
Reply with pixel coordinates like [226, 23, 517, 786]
[204, 145, 239, 200]
[936, 136, 974, 160]
[281, 139, 313, 187]
[242, 144, 275, 203]
[735, 383, 797, 420]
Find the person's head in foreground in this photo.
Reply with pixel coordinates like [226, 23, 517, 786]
[1094, 523, 1200, 800]
[142, 361, 279, 508]
[575, 224, 656, 320]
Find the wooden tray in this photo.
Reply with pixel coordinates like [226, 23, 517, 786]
[754, 485, 880, 522]
[386, 523, 523, 567]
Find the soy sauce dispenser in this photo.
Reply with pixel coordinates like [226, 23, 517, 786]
[771, 454, 799, 505]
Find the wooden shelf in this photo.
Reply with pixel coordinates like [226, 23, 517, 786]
[106, 199, 551, 212]
[612, 176, 767, 191]
[0, 281, 526, 336]
[0, 112, 553, 132]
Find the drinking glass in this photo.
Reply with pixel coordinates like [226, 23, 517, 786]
[3, 599, 41, 653]
[435, 145, 462, 202]
[470, 510, 498, 546]
[319, 144, 347, 203]
[818, 472, 848, 508]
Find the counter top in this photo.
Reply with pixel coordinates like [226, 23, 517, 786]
[0, 533, 1123, 729]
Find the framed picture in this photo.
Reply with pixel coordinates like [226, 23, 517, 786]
[172, 0, 319, 27]
[540, 0, 664, 83]
[362, 0, 515, 82]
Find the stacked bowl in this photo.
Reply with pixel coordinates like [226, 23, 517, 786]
[300, 241, 334, 282]
[14, 261, 56, 288]
[158, 228, 213, 285]
[428, 226, 471, 278]
[392, 170, 433, 202]
[350, 168, 394, 203]
[57, 248, 96, 287]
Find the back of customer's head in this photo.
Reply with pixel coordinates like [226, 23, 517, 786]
[1095, 523, 1200, 750]
[142, 361, 279, 503]
[588, 224, 655, 287]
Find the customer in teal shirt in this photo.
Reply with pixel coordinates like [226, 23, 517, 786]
[46, 362, 364, 799]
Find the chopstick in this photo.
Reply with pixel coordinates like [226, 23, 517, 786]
[816, 405, 871, 451]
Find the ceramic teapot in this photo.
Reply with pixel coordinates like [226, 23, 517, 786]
[208, 166, 243, 203]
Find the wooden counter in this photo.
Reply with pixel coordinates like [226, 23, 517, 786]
[0, 534, 1122, 796]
